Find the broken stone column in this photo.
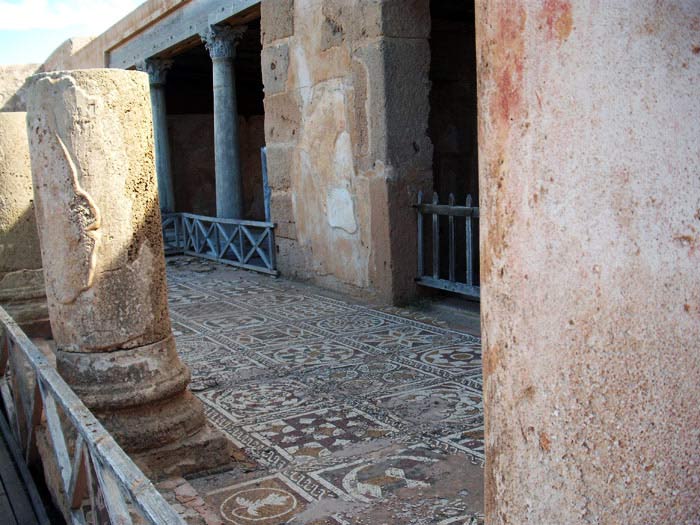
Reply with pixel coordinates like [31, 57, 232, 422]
[26, 69, 233, 477]
[0, 112, 49, 335]
[477, 1, 700, 523]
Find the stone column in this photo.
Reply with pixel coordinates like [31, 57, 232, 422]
[26, 69, 232, 478]
[137, 58, 176, 214]
[477, 1, 700, 523]
[201, 24, 246, 219]
[0, 112, 48, 335]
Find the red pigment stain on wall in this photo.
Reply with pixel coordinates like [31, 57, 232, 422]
[540, 0, 573, 42]
[491, 5, 527, 127]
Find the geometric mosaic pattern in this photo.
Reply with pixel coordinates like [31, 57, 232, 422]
[166, 257, 484, 524]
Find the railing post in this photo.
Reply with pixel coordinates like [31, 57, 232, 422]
[25, 381, 43, 465]
[261, 146, 272, 223]
[466, 194, 474, 287]
[417, 191, 424, 278]
[268, 227, 277, 272]
[448, 193, 456, 282]
[432, 192, 440, 280]
[0, 330, 8, 376]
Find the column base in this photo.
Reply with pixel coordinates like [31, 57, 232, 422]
[0, 269, 50, 337]
[132, 423, 248, 481]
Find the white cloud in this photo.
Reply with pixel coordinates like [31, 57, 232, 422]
[0, 0, 143, 33]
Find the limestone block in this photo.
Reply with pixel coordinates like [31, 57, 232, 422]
[0, 64, 38, 112]
[26, 69, 170, 352]
[261, 0, 294, 44]
[261, 43, 289, 95]
[271, 190, 296, 240]
[275, 237, 310, 279]
[0, 112, 43, 275]
[265, 143, 294, 190]
[319, 0, 382, 45]
[264, 91, 301, 143]
[0, 112, 47, 329]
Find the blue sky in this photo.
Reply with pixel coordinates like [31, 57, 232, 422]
[0, 0, 143, 65]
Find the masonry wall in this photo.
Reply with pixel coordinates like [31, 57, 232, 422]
[477, 1, 700, 522]
[0, 64, 39, 111]
[261, 0, 433, 303]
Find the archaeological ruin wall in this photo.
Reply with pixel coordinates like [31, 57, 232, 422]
[0, 112, 49, 334]
[261, 0, 434, 302]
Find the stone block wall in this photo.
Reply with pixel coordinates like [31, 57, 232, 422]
[0, 64, 39, 112]
[261, 0, 433, 303]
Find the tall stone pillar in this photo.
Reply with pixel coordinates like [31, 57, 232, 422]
[0, 112, 48, 335]
[477, 1, 700, 523]
[25, 69, 233, 478]
[201, 24, 246, 219]
[137, 58, 176, 214]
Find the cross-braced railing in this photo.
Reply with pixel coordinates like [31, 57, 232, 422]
[0, 306, 186, 525]
[161, 212, 184, 255]
[415, 191, 480, 299]
[162, 212, 278, 276]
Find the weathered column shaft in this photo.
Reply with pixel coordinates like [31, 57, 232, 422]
[139, 59, 176, 214]
[477, 1, 700, 523]
[202, 24, 245, 219]
[26, 69, 232, 477]
[0, 112, 48, 333]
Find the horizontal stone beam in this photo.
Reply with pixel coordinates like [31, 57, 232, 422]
[109, 0, 257, 68]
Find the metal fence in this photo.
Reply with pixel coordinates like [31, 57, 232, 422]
[415, 191, 480, 300]
[162, 213, 278, 275]
[0, 306, 186, 525]
[161, 147, 278, 276]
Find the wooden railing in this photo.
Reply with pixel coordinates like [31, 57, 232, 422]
[415, 191, 480, 299]
[0, 306, 186, 525]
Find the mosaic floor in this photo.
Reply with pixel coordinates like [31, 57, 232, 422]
[163, 257, 484, 525]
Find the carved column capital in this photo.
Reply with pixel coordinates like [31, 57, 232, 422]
[200, 24, 246, 60]
[136, 58, 174, 86]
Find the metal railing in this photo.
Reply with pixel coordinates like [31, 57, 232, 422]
[161, 146, 278, 275]
[161, 212, 184, 256]
[415, 191, 480, 300]
[0, 306, 186, 525]
[162, 213, 278, 276]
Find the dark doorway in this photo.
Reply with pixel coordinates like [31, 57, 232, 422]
[419, 0, 480, 296]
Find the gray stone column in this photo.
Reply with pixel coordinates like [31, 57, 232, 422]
[26, 69, 233, 478]
[201, 24, 246, 219]
[137, 58, 176, 213]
